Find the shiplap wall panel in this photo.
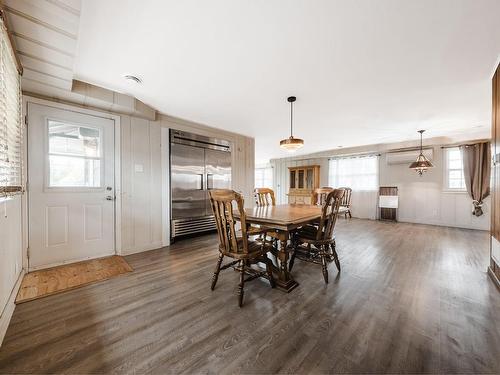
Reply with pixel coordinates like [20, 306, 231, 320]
[3, 0, 80, 35]
[120, 116, 133, 252]
[22, 69, 71, 90]
[149, 121, 163, 245]
[18, 53, 73, 77]
[7, 13, 76, 55]
[121, 117, 163, 254]
[4, 0, 81, 94]
[14, 37, 74, 68]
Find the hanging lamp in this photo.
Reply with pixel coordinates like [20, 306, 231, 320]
[279, 96, 304, 151]
[409, 130, 434, 176]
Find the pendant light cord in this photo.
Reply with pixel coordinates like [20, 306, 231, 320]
[290, 101, 294, 137]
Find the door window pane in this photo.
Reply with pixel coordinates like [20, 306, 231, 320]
[47, 121, 102, 187]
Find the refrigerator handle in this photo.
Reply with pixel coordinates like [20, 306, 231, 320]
[206, 173, 213, 190]
[198, 174, 204, 190]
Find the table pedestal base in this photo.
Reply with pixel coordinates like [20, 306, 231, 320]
[273, 232, 299, 293]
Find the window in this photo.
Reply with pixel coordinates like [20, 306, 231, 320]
[255, 166, 273, 189]
[0, 18, 22, 195]
[328, 155, 379, 191]
[47, 121, 102, 187]
[444, 147, 466, 191]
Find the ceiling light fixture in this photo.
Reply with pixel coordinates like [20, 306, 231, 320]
[280, 96, 304, 152]
[123, 74, 142, 84]
[409, 130, 434, 176]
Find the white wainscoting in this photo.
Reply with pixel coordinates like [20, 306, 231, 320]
[0, 196, 24, 346]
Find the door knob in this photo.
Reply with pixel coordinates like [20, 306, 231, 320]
[105, 196, 115, 201]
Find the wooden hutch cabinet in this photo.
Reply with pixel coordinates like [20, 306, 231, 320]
[287, 165, 320, 204]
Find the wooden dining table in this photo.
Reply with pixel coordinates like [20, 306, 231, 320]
[236, 204, 323, 292]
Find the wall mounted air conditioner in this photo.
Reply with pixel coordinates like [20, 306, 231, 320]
[386, 148, 433, 165]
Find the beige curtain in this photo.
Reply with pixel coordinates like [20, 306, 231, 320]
[460, 142, 491, 216]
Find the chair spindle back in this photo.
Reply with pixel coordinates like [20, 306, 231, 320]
[339, 187, 352, 208]
[316, 189, 345, 241]
[254, 188, 276, 206]
[312, 187, 334, 206]
[209, 190, 249, 255]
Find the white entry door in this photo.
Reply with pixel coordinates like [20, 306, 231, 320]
[28, 103, 115, 270]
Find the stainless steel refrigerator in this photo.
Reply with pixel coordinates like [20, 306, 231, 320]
[170, 129, 231, 239]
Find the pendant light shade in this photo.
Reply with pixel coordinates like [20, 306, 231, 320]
[280, 96, 304, 152]
[409, 130, 434, 176]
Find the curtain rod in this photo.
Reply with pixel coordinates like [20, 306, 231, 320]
[440, 139, 490, 149]
[328, 152, 381, 160]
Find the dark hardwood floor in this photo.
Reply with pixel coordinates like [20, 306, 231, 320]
[1, 219, 499, 374]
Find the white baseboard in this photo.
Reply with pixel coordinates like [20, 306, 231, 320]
[0, 269, 24, 348]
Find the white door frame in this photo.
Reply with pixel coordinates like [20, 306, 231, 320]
[23, 96, 122, 270]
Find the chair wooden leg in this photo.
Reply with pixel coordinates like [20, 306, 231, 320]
[321, 246, 329, 284]
[211, 253, 224, 290]
[331, 243, 341, 272]
[265, 256, 275, 288]
[237, 260, 245, 307]
[348, 210, 352, 219]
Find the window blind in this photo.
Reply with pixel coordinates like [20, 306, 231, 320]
[0, 15, 22, 196]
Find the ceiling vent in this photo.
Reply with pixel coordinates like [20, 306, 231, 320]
[123, 74, 142, 84]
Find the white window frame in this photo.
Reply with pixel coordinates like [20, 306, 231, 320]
[328, 155, 379, 191]
[443, 147, 467, 192]
[255, 166, 273, 189]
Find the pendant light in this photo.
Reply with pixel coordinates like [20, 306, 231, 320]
[280, 96, 304, 151]
[409, 130, 434, 176]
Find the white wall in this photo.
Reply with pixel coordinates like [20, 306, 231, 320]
[380, 146, 490, 230]
[0, 194, 24, 346]
[271, 139, 490, 231]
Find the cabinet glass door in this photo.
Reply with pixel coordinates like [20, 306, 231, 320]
[306, 168, 313, 189]
[290, 170, 296, 188]
[298, 170, 304, 188]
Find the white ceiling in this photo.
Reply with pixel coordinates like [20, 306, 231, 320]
[74, 0, 500, 163]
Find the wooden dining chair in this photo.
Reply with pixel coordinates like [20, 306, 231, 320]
[339, 187, 352, 218]
[254, 188, 276, 206]
[289, 189, 345, 283]
[311, 187, 334, 206]
[209, 189, 275, 307]
[253, 188, 280, 246]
